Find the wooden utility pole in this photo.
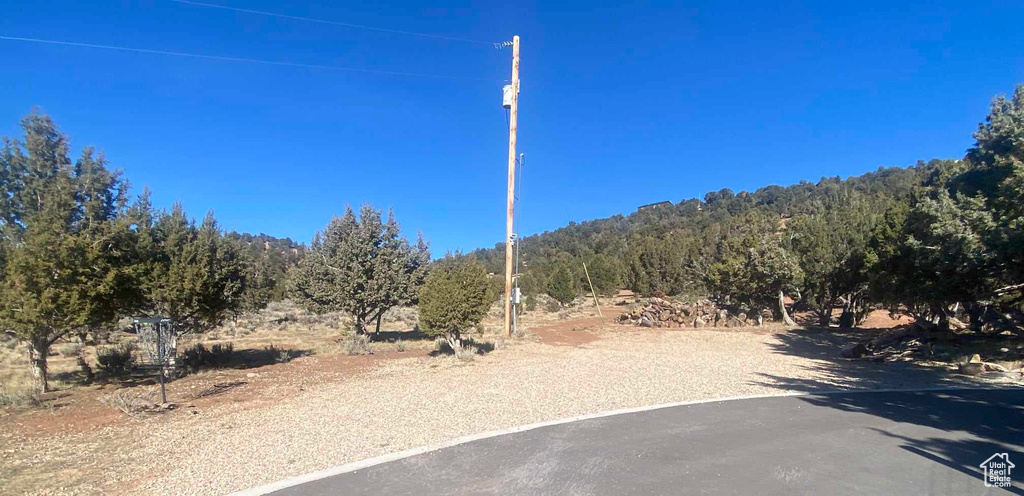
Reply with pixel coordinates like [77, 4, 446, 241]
[504, 35, 520, 338]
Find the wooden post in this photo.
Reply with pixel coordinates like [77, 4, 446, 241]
[504, 35, 520, 338]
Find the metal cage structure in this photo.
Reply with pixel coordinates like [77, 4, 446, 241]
[133, 317, 177, 367]
[132, 317, 176, 404]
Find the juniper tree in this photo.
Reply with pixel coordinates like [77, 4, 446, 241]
[0, 114, 132, 391]
[546, 261, 578, 306]
[417, 254, 490, 350]
[238, 253, 275, 316]
[707, 213, 802, 324]
[790, 196, 878, 327]
[965, 85, 1024, 296]
[130, 201, 247, 334]
[582, 253, 622, 296]
[289, 205, 429, 334]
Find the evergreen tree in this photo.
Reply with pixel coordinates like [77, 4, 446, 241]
[289, 205, 428, 333]
[546, 261, 578, 306]
[131, 202, 247, 333]
[0, 114, 132, 391]
[417, 254, 490, 350]
[582, 253, 622, 296]
[790, 196, 878, 327]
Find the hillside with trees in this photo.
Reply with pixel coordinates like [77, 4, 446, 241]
[471, 84, 1024, 335]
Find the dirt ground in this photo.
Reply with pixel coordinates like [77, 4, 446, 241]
[1, 296, 1019, 496]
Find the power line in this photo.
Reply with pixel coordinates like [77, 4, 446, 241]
[171, 0, 494, 46]
[0, 35, 488, 80]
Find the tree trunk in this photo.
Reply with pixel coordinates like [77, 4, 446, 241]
[929, 302, 950, 330]
[778, 290, 796, 326]
[28, 338, 49, 393]
[354, 314, 367, 335]
[817, 295, 835, 328]
[445, 333, 462, 354]
[375, 314, 383, 334]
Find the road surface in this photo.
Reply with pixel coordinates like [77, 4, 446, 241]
[267, 388, 1023, 495]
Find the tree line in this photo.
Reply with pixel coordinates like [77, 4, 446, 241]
[0, 114, 299, 391]
[0, 112, 491, 392]
[4, 84, 1021, 392]
[471, 84, 1024, 334]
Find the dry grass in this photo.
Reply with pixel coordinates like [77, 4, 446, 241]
[99, 388, 159, 416]
[0, 300, 439, 400]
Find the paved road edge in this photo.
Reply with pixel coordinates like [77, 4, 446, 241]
[228, 385, 1021, 496]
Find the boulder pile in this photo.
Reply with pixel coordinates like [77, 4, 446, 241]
[616, 298, 771, 328]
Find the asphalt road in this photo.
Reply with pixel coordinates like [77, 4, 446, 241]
[268, 389, 1023, 495]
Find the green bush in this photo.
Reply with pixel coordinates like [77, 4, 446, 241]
[546, 264, 578, 306]
[97, 343, 135, 378]
[418, 255, 490, 351]
[345, 334, 372, 356]
[180, 343, 235, 371]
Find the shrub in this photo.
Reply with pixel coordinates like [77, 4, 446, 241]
[97, 343, 135, 378]
[56, 342, 84, 357]
[525, 293, 537, 312]
[100, 388, 158, 416]
[0, 382, 38, 407]
[455, 345, 478, 362]
[418, 255, 490, 351]
[77, 356, 95, 384]
[345, 334, 373, 356]
[395, 339, 408, 352]
[543, 298, 561, 313]
[264, 344, 292, 363]
[180, 343, 235, 371]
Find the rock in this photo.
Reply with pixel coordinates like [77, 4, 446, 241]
[957, 362, 985, 376]
[841, 342, 870, 359]
[640, 317, 654, 328]
[693, 317, 706, 328]
[983, 362, 1008, 372]
[967, 353, 982, 364]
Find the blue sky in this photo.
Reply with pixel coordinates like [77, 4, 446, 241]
[1, 1, 1022, 254]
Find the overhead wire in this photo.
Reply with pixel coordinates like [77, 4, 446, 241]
[0, 35, 490, 80]
[170, 0, 495, 46]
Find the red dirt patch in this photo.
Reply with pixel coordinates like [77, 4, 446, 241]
[530, 306, 625, 346]
[859, 309, 911, 329]
[0, 349, 429, 440]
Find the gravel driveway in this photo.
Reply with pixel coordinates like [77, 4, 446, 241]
[2, 326, 1009, 496]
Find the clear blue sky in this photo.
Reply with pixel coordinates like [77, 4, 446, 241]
[1, 1, 1022, 254]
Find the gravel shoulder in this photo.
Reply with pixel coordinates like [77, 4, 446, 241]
[1, 322, 1015, 496]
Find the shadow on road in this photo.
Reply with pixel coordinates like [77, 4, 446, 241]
[814, 390, 1022, 494]
[753, 328, 1023, 493]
